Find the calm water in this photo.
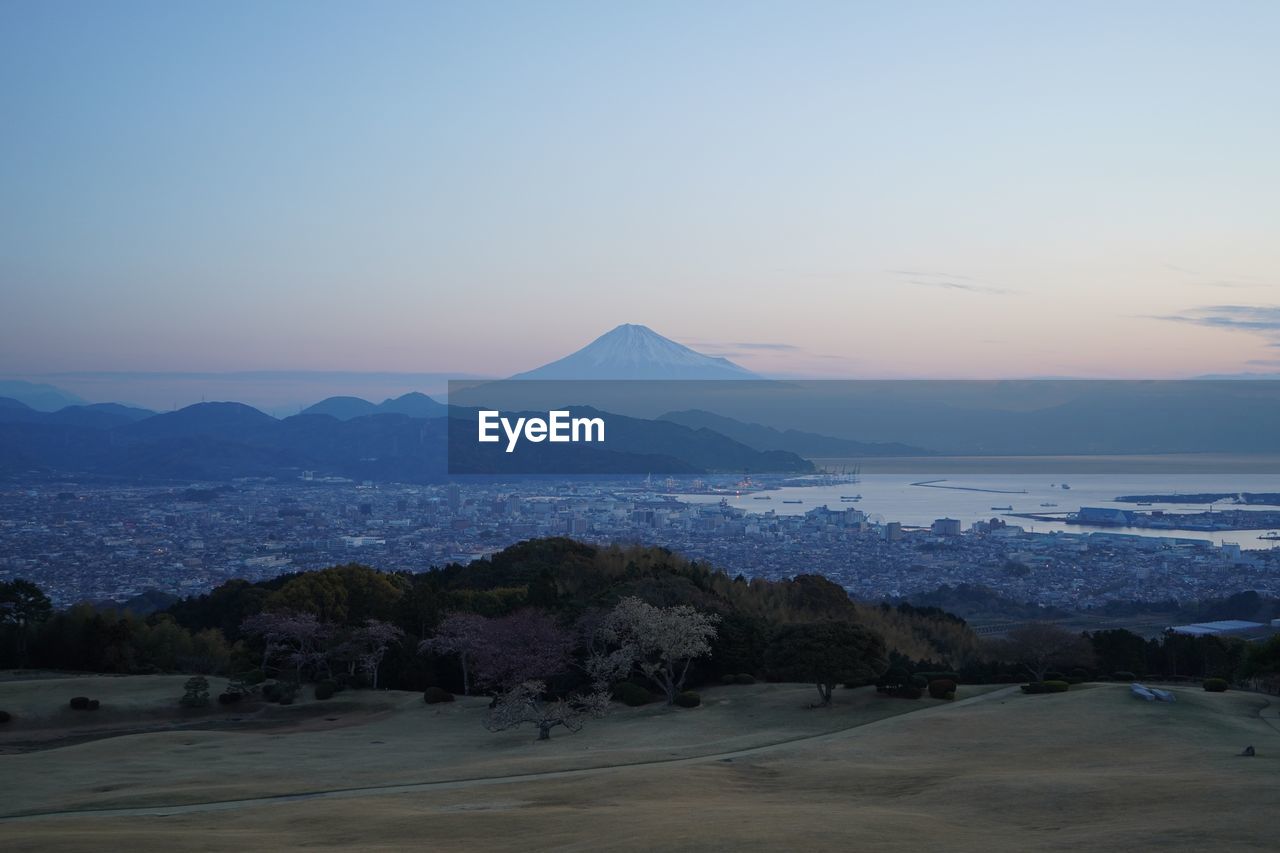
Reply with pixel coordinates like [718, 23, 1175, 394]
[674, 472, 1280, 550]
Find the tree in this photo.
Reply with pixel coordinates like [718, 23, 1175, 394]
[593, 597, 720, 705]
[483, 679, 610, 741]
[241, 611, 335, 681]
[764, 622, 888, 706]
[0, 579, 53, 668]
[1002, 622, 1093, 682]
[1087, 628, 1148, 677]
[419, 612, 489, 695]
[470, 609, 573, 694]
[350, 619, 404, 689]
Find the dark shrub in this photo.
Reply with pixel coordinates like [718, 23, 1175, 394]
[242, 669, 266, 685]
[1070, 668, 1091, 682]
[928, 679, 958, 700]
[734, 674, 756, 685]
[611, 681, 653, 707]
[217, 692, 242, 705]
[892, 685, 922, 700]
[87, 699, 100, 710]
[910, 674, 928, 689]
[1021, 682, 1046, 694]
[674, 691, 701, 708]
[1043, 680, 1070, 693]
[1112, 671, 1138, 682]
[261, 683, 280, 702]
[915, 671, 961, 684]
[1203, 678, 1229, 693]
[314, 682, 337, 701]
[344, 673, 371, 690]
[721, 674, 737, 685]
[0, 710, 11, 723]
[278, 696, 293, 706]
[69, 696, 90, 710]
[1044, 672, 1066, 683]
[423, 686, 455, 704]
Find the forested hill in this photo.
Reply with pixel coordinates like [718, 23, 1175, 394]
[164, 538, 979, 675]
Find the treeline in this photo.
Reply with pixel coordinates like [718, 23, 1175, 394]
[0, 539, 979, 692]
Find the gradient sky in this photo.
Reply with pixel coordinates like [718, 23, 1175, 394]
[3, 0, 1279, 399]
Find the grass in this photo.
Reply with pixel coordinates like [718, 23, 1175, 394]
[1, 676, 1276, 851]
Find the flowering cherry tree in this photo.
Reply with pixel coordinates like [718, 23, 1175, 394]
[593, 597, 720, 704]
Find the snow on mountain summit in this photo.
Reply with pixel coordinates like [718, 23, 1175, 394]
[511, 324, 759, 380]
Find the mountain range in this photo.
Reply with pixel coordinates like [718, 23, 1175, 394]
[0, 396, 813, 482]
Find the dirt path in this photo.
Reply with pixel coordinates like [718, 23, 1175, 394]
[2, 686, 1019, 823]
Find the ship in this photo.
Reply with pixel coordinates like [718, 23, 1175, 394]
[782, 499, 804, 504]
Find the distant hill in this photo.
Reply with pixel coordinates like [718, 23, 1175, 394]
[512, 324, 759, 380]
[659, 409, 933, 457]
[302, 392, 447, 420]
[300, 396, 378, 419]
[0, 380, 86, 411]
[0, 397, 155, 429]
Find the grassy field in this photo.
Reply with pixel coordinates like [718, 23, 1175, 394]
[2, 675, 1277, 851]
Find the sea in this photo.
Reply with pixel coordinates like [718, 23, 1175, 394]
[672, 464, 1280, 551]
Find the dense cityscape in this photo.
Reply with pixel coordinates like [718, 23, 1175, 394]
[5, 477, 1277, 615]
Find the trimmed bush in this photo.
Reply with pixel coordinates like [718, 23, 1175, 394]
[423, 686, 455, 704]
[1044, 672, 1066, 683]
[674, 691, 701, 708]
[241, 669, 266, 685]
[910, 674, 928, 689]
[0, 710, 11, 723]
[1112, 671, 1138, 682]
[612, 681, 654, 707]
[180, 676, 211, 708]
[261, 683, 280, 702]
[1042, 680, 1070, 693]
[721, 674, 738, 685]
[314, 682, 337, 701]
[69, 696, 90, 710]
[734, 674, 756, 685]
[1203, 678, 1229, 693]
[1021, 682, 1046, 694]
[892, 685, 923, 700]
[216, 692, 242, 705]
[928, 679, 958, 700]
[87, 699, 100, 710]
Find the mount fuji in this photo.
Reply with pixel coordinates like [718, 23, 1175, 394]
[511, 324, 760, 380]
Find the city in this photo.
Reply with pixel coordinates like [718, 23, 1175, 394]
[5, 477, 1276, 619]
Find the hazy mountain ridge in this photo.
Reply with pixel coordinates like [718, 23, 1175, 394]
[659, 409, 934, 457]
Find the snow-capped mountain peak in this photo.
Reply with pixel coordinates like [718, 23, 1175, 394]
[511, 324, 759, 380]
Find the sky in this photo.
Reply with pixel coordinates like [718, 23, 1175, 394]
[2, 0, 1279, 406]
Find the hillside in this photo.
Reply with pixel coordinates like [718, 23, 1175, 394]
[1, 680, 1274, 850]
